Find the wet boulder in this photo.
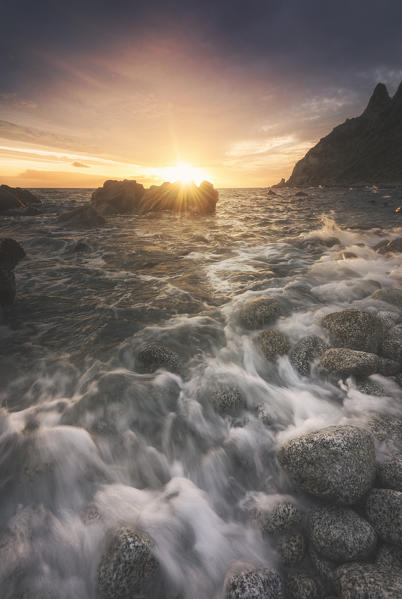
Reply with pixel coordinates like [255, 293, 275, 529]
[356, 378, 384, 396]
[257, 329, 290, 360]
[321, 309, 383, 353]
[285, 572, 320, 599]
[97, 526, 158, 599]
[334, 563, 402, 599]
[309, 506, 376, 562]
[371, 287, 402, 311]
[135, 344, 179, 373]
[0, 185, 40, 214]
[209, 384, 246, 415]
[290, 335, 329, 376]
[276, 532, 306, 566]
[238, 296, 283, 330]
[0, 238, 25, 305]
[277, 425, 376, 504]
[58, 205, 106, 228]
[223, 564, 284, 599]
[253, 500, 302, 535]
[365, 489, 402, 546]
[381, 324, 402, 362]
[319, 348, 379, 378]
[375, 237, 402, 254]
[377, 455, 402, 491]
[91, 179, 145, 214]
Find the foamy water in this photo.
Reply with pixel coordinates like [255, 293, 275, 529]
[0, 187, 401, 598]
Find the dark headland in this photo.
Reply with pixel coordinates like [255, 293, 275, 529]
[277, 81, 402, 187]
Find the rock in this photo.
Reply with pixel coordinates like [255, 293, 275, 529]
[290, 335, 329, 376]
[286, 81, 402, 187]
[376, 544, 402, 571]
[371, 288, 402, 310]
[309, 506, 376, 562]
[58, 205, 106, 228]
[257, 329, 290, 360]
[381, 324, 402, 362]
[254, 501, 302, 535]
[135, 344, 179, 373]
[277, 425, 376, 504]
[276, 532, 306, 566]
[378, 357, 400, 376]
[91, 179, 219, 216]
[0, 185, 40, 214]
[375, 237, 402, 254]
[335, 563, 402, 599]
[272, 178, 287, 189]
[209, 384, 246, 415]
[97, 526, 158, 599]
[0, 238, 25, 306]
[321, 309, 383, 353]
[223, 564, 284, 599]
[238, 297, 283, 330]
[320, 348, 379, 378]
[310, 546, 336, 584]
[356, 378, 384, 395]
[365, 415, 402, 445]
[365, 489, 402, 546]
[286, 573, 320, 599]
[337, 250, 357, 259]
[378, 455, 402, 491]
[295, 191, 308, 197]
[377, 310, 400, 332]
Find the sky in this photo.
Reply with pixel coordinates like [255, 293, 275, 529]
[1, 0, 402, 188]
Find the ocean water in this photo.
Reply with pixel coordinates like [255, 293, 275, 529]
[0, 186, 401, 598]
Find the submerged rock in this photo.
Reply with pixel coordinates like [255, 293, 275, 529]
[309, 506, 376, 562]
[371, 287, 402, 310]
[97, 526, 158, 599]
[135, 344, 180, 373]
[320, 348, 379, 378]
[285, 572, 320, 599]
[381, 324, 402, 362]
[277, 425, 376, 504]
[223, 564, 284, 599]
[290, 335, 328, 376]
[377, 455, 402, 491]
[91, 178, 219, 216]
[257, 329, 290, 360]
[0, 238, 26, 305]
[238, 297, 283, 330]
[365, 489, 402, 546]
[375, 237, 402, 254]
[58, 205, 106, 228]
[335, 563, 402, 599]
[356, 378, 385, 396]
[209, 384, 246, 415]
[321, 309, 383, 353]
[276, 532, 306, 566]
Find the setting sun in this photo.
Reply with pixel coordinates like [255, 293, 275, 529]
[159, 161, 212, 186]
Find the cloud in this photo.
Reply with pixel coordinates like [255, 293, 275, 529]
[0, 120, 92, 153]
[72, 161, 90, 168]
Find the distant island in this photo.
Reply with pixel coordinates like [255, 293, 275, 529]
[276, 80, 402, 187]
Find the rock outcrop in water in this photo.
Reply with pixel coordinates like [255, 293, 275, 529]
[0, 184, 41, 215]
[91, 179, 219, 215]
[0, 238, 25, 305]
[285, 81, 402, 186]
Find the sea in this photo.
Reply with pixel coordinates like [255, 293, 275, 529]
[0, 186, 401, 598]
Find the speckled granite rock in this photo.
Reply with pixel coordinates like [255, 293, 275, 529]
[278, 425, 376, 504]
[135, 344, 179, 373]
[257, 329, 290, 360]
[254, 501, 303, 535]
[377, 455, 402, 491]
[276, 532, 306, 566]
[320, 348, 379, 378]
[238, 297, 283, 330]
[321, 309, 383, 353]
[290, 335, 329, 376]
[223, 563, 284, 599]
[286, 572, 320, 599]
[371, 288, 402, 311]
[335, 563, 402, 599]
[365, 488, 402, 546]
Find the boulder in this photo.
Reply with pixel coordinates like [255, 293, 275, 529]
[0, 185, 40, 214]
[365, 415, 402, 445]
[0, 238, 25, 306]
[335, 563, 402, 599]
[320, 348, 379, 378]
[97, 526, 158, 599]
[91, 179, 219, 216]
[378, 455, 402, 491]
[209, 384, 246, 415]
[371, 288, 402, 310]
[365, 489, 402, 546]
[378, 357, 400, 376]
[238, 297, 283, 330]
[376, 544, 402, 571]
[277, 425, 376, 504]
[375, 237, 402, 254]
[276, 532, 306, 566]
[58, 205, 106, 228]
[257, 329, 290, 360]
[356, 378, 384, 396]
[321, 309, 383, 353]
[223, 564, 284, 599]
[309, 506, 376, 562]
[381, 324, 402, 362]
[309, 546, 336, 584]
[290, 335, 329, 376]
[285, 573, 320, 599]
[253, 501, 302, 535]
[135, 344, 179, 373]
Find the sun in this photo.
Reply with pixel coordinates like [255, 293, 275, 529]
[160, 161, 212, 186]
